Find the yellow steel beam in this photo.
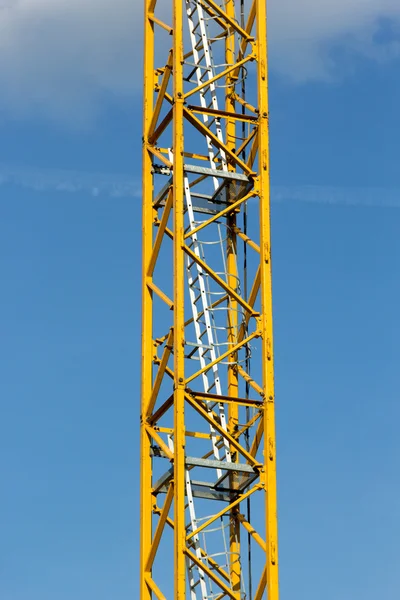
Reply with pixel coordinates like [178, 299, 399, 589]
[236, 0, 257, 67]
[147, 329, 174, 416]
[148, 14, 173, 34]
[187, 104, 258, 124]
[232, 224, 261, 254]
[147, 281, 174, 309]
[232, 92, 258, 114]
[140, 2, 154, 598]
[183, 190, 256, 240]
[145, 483, 174, 571]
[141, 1, 280, 597]
[185, 393, 261, 468]
[193, 2, 229, 32]
[184, 293, 229, 330]
[249, 414, 264, 459]
[147, 189, 173, 277]
[225, 7, 241, 591]
[184, 331, 259, 386]
[254, 566, 267, 600]
[183, 55, 254, 103]
[237, 265, 261, 343]
[149, 107, 174, 145]
[184, 548, 237, 600]
[148, 0, 158, 12]
[172, 2, 186, 598]
[157, 427, 213, 440]
[182, 107, 255, 174]
[186, 484, 260, 542]
[183, 246, 258, 317]
[145, 424, 174, 461]
[159, 509, 232, 584]
[237, 513, 267, 552]
[148, 392, 174, 425]
[200, 0, 253, 41]
[234, 411, 262, 441]
[190, 390, 262, 409]
[147, 145, 173, 168]
[247, 132, 260, 170]
[236, 363, 264, 396]
[145, 574, 168, 600]
[256, 0, 280, 595]
[236, 127, 257, 158]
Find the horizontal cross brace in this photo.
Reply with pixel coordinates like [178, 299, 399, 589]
[186, 456, 255, 474]
[187, 104, 258, 124]
[154, 474, 232, 502]
[190, 389, 263, 408]
[184, 164, 250, 182]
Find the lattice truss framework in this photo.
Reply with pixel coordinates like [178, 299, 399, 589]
[141, 1, 279, 598]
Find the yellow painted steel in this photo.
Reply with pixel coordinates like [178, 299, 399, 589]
[140, 2, 154, 600]
[141, 0, 280, 598]
[225, 2, 241, 594]
[172, 1, 187, 598]
[256, 0, 280, 596]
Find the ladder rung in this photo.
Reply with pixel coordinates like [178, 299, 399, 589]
[186, 341, 212, 350]
[200, 69, 210, 82]
[195, 41, 204, 54]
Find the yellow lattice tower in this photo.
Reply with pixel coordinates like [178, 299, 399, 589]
[141, 1, 279, 598]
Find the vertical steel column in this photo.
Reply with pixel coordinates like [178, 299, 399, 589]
[172, 2, 187, 598]
[225, 1, 241, 596]
[140, 1, 155, 599]
[257, 0, 280, 597]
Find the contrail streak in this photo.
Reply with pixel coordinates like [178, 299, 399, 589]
[0, 163, 141, 199]
[273, 185, 400, 208]
[0, 164, 399, 207]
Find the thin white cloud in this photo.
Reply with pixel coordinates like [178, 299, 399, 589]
[0, 1, 399, 122]
[0, 0, 141, 124]
[0, 163, 141, 197]
[0, 163, 399, 208]
[273, 184, 400, 208]
[268, 0, 400, 80]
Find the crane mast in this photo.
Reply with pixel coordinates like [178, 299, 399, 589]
[141, 1, 279, 598]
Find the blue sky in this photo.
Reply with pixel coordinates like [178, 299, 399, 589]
[0, 2, 399, 599]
